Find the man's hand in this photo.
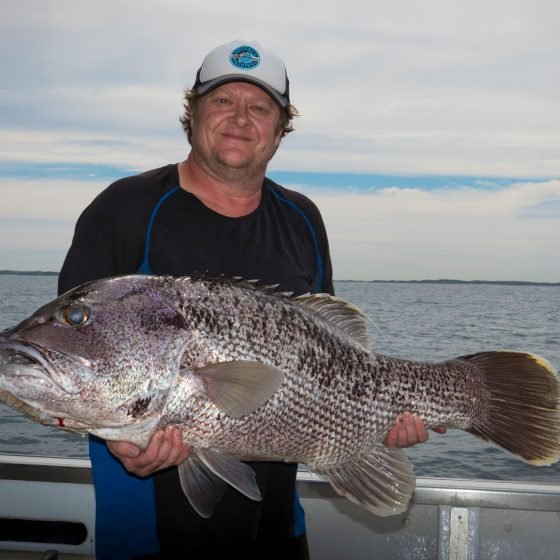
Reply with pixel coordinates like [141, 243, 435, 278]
[384, 411, 447, 448]
[107, 425, 189, 477]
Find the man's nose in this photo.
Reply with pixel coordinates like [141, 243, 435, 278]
[230, 102, 250, 125]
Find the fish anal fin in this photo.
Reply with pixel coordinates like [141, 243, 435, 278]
[292, 294, 371, 349]
[194, 360, 284, 418]
[313, 447, 415, 517]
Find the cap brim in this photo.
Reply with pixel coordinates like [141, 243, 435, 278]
[196, 75, 288, 108]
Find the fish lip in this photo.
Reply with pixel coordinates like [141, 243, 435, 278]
[0, 340, 84, 395]
[0, 347, 93, 432]
[0, 341, 162, 432]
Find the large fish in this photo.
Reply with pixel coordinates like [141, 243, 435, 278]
[0, 275, 559, 517]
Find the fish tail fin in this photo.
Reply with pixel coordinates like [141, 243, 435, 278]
[460, 351, 560, 466]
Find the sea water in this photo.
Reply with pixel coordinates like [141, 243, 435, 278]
[0, 274, 559, 482]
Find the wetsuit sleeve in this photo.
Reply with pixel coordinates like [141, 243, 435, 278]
[58, 184, 145, 295]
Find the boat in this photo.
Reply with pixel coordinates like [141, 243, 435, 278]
[1, 453, 560, 559]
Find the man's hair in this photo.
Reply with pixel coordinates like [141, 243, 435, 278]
[179, 88, 299, 143]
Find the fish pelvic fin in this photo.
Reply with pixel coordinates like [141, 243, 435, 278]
[178, 448, 261, 518]
[178, 453, 227, 518]
[194, 360, 284, 418]
[313, 446, 416, 517]
[460, 351, 560, 466]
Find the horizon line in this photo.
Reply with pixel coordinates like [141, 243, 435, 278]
[0, 271, 558, 286]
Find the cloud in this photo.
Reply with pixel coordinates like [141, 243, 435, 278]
[2, 174, 558, 282]
[1, 0, 559, 280]
[520, 198, 560, 219]
[0, 178, 106, 270]
[2, 0, 559, 176]
[299, 180, 560, 282]
[0, 179, 105, 220]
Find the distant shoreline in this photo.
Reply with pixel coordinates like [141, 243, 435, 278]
[0, 270, 58, 276]
[336, 279, 560, 287]
[0, 270, 59, 277]
[0, 270, 558, 286]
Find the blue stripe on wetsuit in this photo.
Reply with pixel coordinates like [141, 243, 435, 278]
[93, 183, 322, 556]
[90, 436, 159, 559]
[265, 183, 325, 293]
[137, 186, 180, 275]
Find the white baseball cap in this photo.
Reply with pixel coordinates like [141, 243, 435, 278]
[193, 40, 290, 107]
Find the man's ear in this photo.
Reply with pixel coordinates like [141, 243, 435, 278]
[274, 128, 283, 149]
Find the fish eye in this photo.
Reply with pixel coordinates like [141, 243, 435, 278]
[58, 304, 91, 327]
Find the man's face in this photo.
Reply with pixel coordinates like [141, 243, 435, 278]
[190, 82, 283, 180]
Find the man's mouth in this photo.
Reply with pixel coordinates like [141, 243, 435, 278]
[221, 131, 252, 142]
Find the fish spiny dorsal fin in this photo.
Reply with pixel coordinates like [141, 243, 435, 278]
[214, 276, 289, 297]
[213, 276, 262, 292]
[235, 278, 283, 295]
[256, 283, 280, 294]
[291, 293, 372, 350]
[190, 277, 370, 348]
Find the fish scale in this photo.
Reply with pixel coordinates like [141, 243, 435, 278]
[1, 274, 559, 518]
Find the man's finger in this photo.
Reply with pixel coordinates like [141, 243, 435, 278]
[432, 425, 447, 434]
[107, 440, 141, 459]
[383, 414, 402, 447]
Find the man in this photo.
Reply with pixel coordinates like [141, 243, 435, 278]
[59, 40, 439, 559]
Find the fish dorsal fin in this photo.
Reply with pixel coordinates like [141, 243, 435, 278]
[178, 448, 261, 518]
[313, 446, 415, 516]
[194, 360, 284, 418]
[292, 293, 371, 349]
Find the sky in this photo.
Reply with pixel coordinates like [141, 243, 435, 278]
[1, 0, 559, 281]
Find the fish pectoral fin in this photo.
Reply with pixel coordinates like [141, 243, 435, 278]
[193, 360, 284, 418]
[178, 453, 227, 518]
[313, 446, 416, 517]
[178, 448, 262, 518]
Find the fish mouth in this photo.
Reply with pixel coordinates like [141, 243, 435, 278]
[0, 341, 158, 433]
[0, 340, 84, 395]
[0, 341, 93, 432]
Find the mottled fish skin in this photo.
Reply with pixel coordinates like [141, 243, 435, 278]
[162, 277, 478, 464]
[0, 275, 559, 518]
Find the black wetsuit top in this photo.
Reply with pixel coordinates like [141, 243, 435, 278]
[58, 164, 334, 559]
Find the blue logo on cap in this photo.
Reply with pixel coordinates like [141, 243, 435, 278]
[230, 46, 260, 70]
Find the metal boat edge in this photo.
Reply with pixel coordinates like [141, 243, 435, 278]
[2, 454, 560, 559]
